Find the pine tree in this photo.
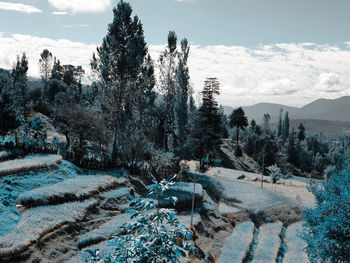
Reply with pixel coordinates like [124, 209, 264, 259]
[190, 78, 222, 168]
[91, 0, 151, 163]
[229, 107, 248, 145]
[298, 123, 306, 141]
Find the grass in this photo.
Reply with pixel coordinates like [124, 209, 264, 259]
[0, 154, 62, 177]
[252, 221, 283, 263]
[283, 221, 309, 263]
[0, 199, 97, 258]
[19, 175, 125, 207]
[217, 221, 255, 263]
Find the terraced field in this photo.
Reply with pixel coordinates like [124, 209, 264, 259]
[218, 220, 309, 263]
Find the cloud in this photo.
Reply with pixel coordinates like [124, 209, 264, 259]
[63, 24, 89, 28]
[317, 73, 344, 93]
[0, 2, 42, 13]
[48, 0, 111, 13]
[51, 11, 68, 15]
[1, 33, 350, 107]
[0, 33, 96, 83]
[173, 0, 197, 3]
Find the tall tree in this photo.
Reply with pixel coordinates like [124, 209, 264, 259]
[158, 31, 178, 152]
[263, 113, 271, 133]
[229, 107, 248, 145]
[191, 77, 222, 168]
[91, 0, 150, 163]
[298, 123, 306, 141]
[11, 53, 28, 114]
[174, 38, 190, 148]
[39, 49, 53, 86]
[283, 111, 290, 141]
[278, 108, 283, 137]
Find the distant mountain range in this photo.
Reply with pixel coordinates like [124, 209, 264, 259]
[223, 96, 350, 135]
[223, 96, 350, 123]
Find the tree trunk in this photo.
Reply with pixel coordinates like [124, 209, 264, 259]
[112, 130, 117, 164]
[236, 127, 239, 145]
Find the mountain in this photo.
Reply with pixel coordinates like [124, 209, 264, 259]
[223, 96, 350, 123]
[223, 103, 298, 122]
[292, 96, 350, 122]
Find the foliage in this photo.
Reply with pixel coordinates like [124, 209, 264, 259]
[82, 174, 194, 263]
[302, 166, 350, 263]
[267, 164, 282, 183]
[190, 78, 222, 167]
[229, 107, 248, 144]
[234, 145, 243, 157]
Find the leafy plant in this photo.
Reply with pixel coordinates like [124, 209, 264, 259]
[82, 174, 195, 263]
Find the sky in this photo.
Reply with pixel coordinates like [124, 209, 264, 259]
[1, 0, 350, 107]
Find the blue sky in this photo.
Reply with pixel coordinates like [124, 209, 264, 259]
[1, 0, 350, 107]
[1, 0, 350, 46]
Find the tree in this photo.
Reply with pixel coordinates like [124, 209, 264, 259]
[219, 105, 229, 138]
[250, 119, 256, 132]
[39, 49, 53, 86]
[282, 111, 290, 141]
[51, 57, 63, 81]
[174, 38, 190, 149]
[278, 108, 283, 137]
[91, 0, 151, 164]
[11, 53, 28, 114]
[158, 31, 178, 152]
[263, 113, 271, 133]
[229, 107, 248, 145]
[287, 130, 298, 166]
[234, 144, 243, 158]
[302, 166, 350, 262]
[298, 123, 306, 141]
[190, 77, 222, 168]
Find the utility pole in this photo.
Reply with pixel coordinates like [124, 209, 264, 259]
[261, 145, 265, 188]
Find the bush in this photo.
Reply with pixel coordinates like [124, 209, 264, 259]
[302, 166, 350, 262]
[82, 174, 195, 263]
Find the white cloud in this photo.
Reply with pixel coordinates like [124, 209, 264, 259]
[48, 0, 111, 13]
[317, 73, 344, 93]
[0, 2, 42, 13]
[173, 0, 197, 3]
[63, 24, 89, 28]
[51, 11, 68, 15]
[1, 33, 350, 107]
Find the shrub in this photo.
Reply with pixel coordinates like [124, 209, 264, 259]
[81, 174, 195, 263]
[302, 166, 350, 262]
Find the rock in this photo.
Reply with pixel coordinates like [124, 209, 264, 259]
[237, 174, 245, 180]
[160, 182, 203, 211]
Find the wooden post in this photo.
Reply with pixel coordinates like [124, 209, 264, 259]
[261, 147, 265, 188]
[190, 172, 197, 230]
